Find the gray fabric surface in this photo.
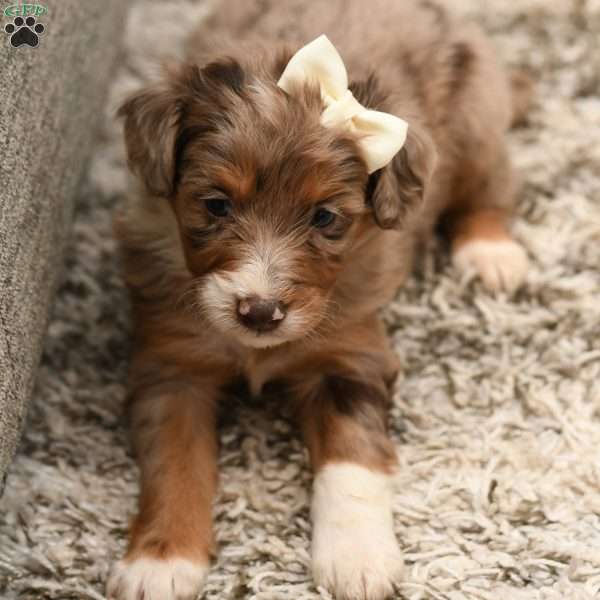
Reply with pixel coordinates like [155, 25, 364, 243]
[0, 1, 129, 488]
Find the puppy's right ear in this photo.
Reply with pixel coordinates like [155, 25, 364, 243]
[117, 79, 186, 198]
[118, 60, 246, 198]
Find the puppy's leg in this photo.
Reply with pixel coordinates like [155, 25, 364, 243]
[450, 208, 529, 293]
[445, 148, 528, 293]
[297, 373, 402, 600]
[107, 372, 218, 600]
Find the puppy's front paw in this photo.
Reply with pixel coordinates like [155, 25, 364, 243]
[311, 463, 404, 600]
[453, 238, 529, 293]
[312, 531, 403, 600]
[106, 557, 208, 600]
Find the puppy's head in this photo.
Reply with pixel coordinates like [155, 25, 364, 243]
[119, 56, 434, 348]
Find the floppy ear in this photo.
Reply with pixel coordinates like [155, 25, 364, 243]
[117, 59, 246, 198]
[117, 79, 186, 198]
[366, 122, 437, 229]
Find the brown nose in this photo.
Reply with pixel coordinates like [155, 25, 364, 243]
[237, 296, 286, 332]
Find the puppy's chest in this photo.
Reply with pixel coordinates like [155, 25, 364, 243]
[240, 350, 296, 397]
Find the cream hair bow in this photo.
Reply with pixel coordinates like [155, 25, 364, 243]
[277, 34, 408, 173]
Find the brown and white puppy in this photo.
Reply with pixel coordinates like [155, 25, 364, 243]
[107, 1, 531, 599]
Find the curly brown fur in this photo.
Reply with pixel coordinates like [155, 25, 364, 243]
[108, 2, 531, 599]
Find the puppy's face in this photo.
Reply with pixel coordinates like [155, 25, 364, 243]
[175, 124, 367, 348]
[120, 58, 432, 348]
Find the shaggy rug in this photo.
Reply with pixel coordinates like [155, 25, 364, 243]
[1, 1, 599, 599]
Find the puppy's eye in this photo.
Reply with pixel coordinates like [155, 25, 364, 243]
[205, 197, 231, 217]
[311, 208, 337, 229]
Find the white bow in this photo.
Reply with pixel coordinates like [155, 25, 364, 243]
[277, 34, 408, 174]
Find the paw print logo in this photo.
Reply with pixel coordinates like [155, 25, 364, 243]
[4, 15, 45, 48]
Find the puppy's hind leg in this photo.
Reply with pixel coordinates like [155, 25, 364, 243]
[509, 69, 534, 128]
[444, 148, 529, 293]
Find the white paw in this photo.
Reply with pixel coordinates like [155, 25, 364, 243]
[453, 238, 529, 293]
[311, 464, 404, 600]
[106, 557, 208, 600]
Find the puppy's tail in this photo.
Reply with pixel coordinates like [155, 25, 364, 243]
[509, 69, 534, 127]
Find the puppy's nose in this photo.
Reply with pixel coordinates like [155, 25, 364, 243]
[237, 296, 286, 332]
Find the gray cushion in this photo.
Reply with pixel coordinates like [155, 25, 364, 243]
[0, 1, 129, 490]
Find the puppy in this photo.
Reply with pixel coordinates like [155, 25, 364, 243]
[108, 1, 531, 599]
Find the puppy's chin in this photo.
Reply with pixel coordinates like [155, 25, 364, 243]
[229, 327, 290, 349]
[205, 308, 306, 349]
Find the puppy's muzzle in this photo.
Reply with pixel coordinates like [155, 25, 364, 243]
[237, 296, 287, 333]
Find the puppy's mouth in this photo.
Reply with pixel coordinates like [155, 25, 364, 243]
[199, 270, 325, 348]
[231, 325, 289, 349]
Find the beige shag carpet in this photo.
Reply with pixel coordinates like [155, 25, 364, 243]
[1, 1, 600, 599]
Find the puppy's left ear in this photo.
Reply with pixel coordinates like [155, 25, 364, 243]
[366, 122, 437, 229]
